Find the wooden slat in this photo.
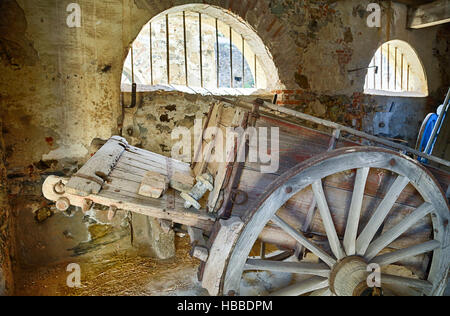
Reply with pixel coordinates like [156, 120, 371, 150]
[66, 136, 127, 196]
[43, 175, 215, 231]
[272, 215, 336, 267]
[381, 274, 432, 292]
[371, 240, 440, 266]
[202, 217, 244, 296]
[312, 180, 346, 260]
[245, 259, 330, 277]
[356, 175, 410, 256]
[117, 153, 194, 192]
[344, 167, 370, 255]
[364, 202, 434, 260]
[126, 145, 191, 171]
[207, 108, 246, 212]
[269, 276, 329, 296]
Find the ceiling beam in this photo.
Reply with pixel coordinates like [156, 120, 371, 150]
[408, 0, 450, 29]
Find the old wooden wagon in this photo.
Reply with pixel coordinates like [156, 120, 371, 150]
[42, 97, 450, 296]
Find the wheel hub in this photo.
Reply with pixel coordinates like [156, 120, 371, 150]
[329, 256, 370, 296]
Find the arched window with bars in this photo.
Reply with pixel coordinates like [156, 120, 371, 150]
[364, 40, 428, 97]
[121, 7, 276, 95]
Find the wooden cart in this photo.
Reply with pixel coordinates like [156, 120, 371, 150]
[43, 98, 450, 296]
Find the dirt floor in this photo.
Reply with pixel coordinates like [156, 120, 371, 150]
[14, 236, 208, 296]
[13, 234, 450, 296]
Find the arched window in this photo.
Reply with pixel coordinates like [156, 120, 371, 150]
[121, 5, 277, 95]
[364, 40, 428, 97]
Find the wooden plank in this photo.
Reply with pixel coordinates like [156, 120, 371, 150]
[43, 176, 215, 231]
[343, 167, 370, 256]
[207, 108, 246, 212]
[356, 175, 410, 256]
[66, 136, 128, 196]
[272, 215, 336, 267]
[371, 240, 440, 266]
[220, 97, 450, 168]
[138, 171, 169, 199]
[408, 0, 450, 29]
[193, 103, 224, 177]
[110, 168, 143, 183]
[245, 260, 330, 277]
[126, 145, 191, 172]
[269, 276, 329, 296]
[117, 154, 194, 192]
[364, 202, 434, 260]
[202, 217, 244, 296]
[312, 180, 346, 260]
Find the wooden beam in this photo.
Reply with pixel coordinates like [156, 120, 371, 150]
[408, 0, 450, 29]
[245, 260, 330, 277]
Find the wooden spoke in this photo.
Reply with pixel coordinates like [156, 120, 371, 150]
[343, 167, 370, 256]
[309, 287, 333, 296]
[311, 180, 346, 260]
[356, 175, 410, 256]
[371, 240, 440, 266]
[269, 276, 329, 296]
[364, 202, 434, 260]
[272, 215, 336, 267]
[381, 274, 433, 293]
[263, 250, 295, 262]
[245, 259, 330, 277]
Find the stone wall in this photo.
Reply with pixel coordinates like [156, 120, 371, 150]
[0, 0, 449, 287]
[0, 118, 14, 295]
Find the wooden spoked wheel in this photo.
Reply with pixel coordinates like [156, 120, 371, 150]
[221, 147, 449, 296]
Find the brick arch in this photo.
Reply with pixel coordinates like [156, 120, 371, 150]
[129, 0, 299, 90]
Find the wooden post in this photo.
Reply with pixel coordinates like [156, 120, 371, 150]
[401, 53, 404, 90]
[387, 44, 390, 90]
[216, 18, 219, 88]
[131, 45, 134, 84]
[149, 22, 154, 85]
[254, 54, 257, 89]
[394, 47, 398, 90]
[166, 14, 170, 85]
[230, 27, 233, 88]
[183, 11, 188, 87]
[242, 35, 245, 89]
[199, 13, 203, 88]
[380, 44, 383, 90]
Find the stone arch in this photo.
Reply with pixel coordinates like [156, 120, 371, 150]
[127, 0, 298, 90]
[364, 39, 428, 97]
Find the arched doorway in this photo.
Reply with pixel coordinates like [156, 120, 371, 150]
[121, 4, 281, 95]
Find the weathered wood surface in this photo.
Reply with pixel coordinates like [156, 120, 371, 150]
[220, 112, 448, 255]
[43, 175, 215, 231]
[138, 171, 169, 199]
[121, 148, 194, 192]
[220, 147, 449, 296]
[207, 107, 247, 212]
[408, 0, 450, 29]
[202, 217, 244, 296]
[66, 136, 128, 196]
